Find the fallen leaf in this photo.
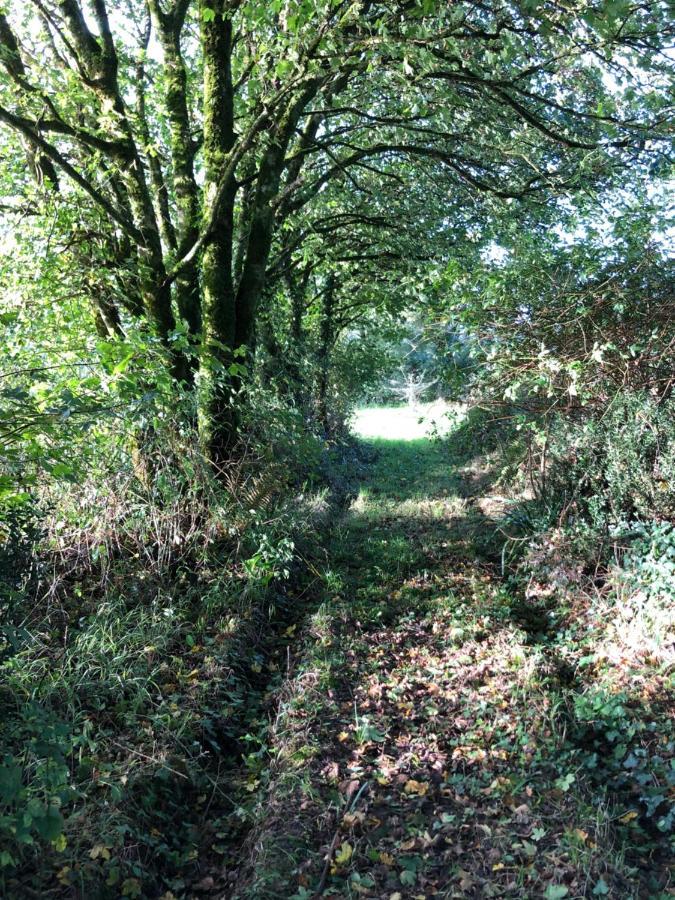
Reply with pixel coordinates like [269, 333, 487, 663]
[335, 841, 353, 866]
[343, 811, 364, 827]
[339, 779, 360, 799]
[404, 779, 429, 796]
[619, 810, 638, 824]
[323, 761, 339, 782]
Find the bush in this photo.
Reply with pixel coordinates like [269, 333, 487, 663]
[622, 521, 675, 599]
[0, 384, 330, 894]
[507, 393, 674, 543]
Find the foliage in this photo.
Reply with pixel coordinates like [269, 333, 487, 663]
[1, 0, 672, 454]
[440, 201, 674, 409]
[623, 521, 675, 603]
[241, 411, 673, 899]
[0, 381, 332, 894]
[0, 1, 672, 896]
[509, 392, 675, 545]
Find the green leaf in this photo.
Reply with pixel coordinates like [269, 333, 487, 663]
[53, 833, 67, 852]
[544, 887, 569, 900]
[34, 805, 64, 842]
[202, 6, 216, 22]
[49, 463, 75, 480]
[335, 841, 352, 865]
[555, 772, 575, 792]
[0, 763, 22, 804]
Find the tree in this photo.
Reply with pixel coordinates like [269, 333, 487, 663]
[440, 194, 675, 413]
[0, 0, 670, 461]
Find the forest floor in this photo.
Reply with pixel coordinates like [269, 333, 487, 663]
[229, 406, 673, 900]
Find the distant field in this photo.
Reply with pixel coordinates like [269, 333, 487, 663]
[350, 401, 457, 441]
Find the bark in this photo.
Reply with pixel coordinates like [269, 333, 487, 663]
[198, 15, 321, 461]
[317, 274, 336, 434]
[135, 16, 177, 256]
[233, 81, 322, 353]
[198, 0, 237, 462]
[0, 14, 60, 189]
[258, 284, 283, 390]
[148, 0, 201, 337]
[92, 294, 125, 338]
[286, 267, 310, 407]
[58, 0, 176, 345]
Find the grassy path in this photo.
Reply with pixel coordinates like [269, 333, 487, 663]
[235, 412, 672, 899]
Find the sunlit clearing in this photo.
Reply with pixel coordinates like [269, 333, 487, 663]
[350, 401, 454, 441]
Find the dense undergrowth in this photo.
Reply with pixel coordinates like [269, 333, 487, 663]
[234, 408, 673, 899]
[1, 3, 672, 895]
[1, 177, 672, 900]
[0, 388, 363, 897]
[1, 387, 672, 898]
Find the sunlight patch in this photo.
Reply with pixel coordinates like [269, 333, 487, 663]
[350, 402, 457, 442]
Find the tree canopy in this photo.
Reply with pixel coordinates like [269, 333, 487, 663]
[0, 3, 673, 897]
[1, 0, 671, 459]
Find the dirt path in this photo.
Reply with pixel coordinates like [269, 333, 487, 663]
[232, 429, 672, 900]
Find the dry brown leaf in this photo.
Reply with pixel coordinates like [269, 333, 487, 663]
[404, 779, 429, 796]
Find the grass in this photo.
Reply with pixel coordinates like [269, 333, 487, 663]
[0, 435, 334, 899]
[3, 406, 671, 898]
[238, 407, 674, 899]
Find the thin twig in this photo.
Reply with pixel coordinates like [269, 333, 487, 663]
[314, 780, 370, 897]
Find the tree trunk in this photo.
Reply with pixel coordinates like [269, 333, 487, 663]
[197, 16, 322, 462]
[286, 268, 309, 408]
[197, 1, 238, 465]
[148, 1, 202, 340]
[317, 274, 336, 434]
[58, 0, 178, 355]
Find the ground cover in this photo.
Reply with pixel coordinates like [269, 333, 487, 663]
[237, 406, 674, 899]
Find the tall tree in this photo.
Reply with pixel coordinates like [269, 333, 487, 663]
[0, 1, 670, 460]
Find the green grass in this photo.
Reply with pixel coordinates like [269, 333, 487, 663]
[5, 406, 670, 898]
[240, 407, 674, 900]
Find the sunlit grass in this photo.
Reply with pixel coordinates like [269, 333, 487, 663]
[350, 401, 456, 441]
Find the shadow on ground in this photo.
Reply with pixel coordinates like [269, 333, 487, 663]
[233, 429, 672, 900]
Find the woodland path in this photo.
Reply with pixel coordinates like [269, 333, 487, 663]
[230, 408, 668, 900]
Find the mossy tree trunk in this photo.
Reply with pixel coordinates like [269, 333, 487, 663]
[317, 274, 336, 434]
[148, 0, 201, 341]
[196, 0, 322, 462]
[197, 0, 238, 463]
